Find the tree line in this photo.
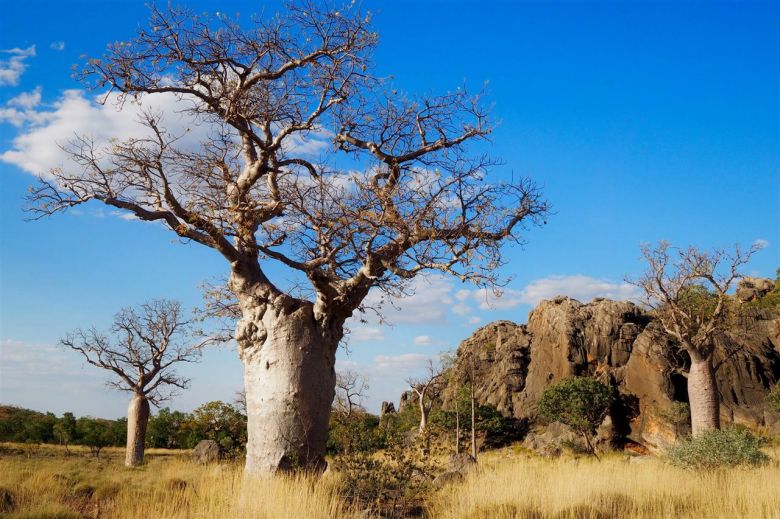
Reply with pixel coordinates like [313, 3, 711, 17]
[0, 400, 246, 458]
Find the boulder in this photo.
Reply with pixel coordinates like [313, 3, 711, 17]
[736, 277, 774, 302]
[191, 440, 221, 464]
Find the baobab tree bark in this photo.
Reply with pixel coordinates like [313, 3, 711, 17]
[688, 353, 720, 435]
[125, 393, 150, 467]
[232, 274, 342, 473]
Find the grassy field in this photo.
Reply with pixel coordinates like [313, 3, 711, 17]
[1, 443, 779, 518]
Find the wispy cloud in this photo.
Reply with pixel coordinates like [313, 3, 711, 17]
[50, 41, 65, 51]
[518, 274, 641, 306]
[0, 45, 36, 86]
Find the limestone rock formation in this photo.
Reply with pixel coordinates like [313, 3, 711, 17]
[444, 283, 780, 453]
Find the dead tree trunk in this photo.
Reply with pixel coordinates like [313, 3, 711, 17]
[688, 353, 720, 435]
[125, 393, 150, 467]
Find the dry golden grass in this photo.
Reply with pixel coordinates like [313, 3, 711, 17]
[427, 449, 780, 519]
[0, 443, 356, 519]
[2, 443, 779, 518]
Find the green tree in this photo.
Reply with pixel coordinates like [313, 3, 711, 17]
[53, 412, 77, 452]
[537, 377, 615, 458]
[184, 401, 247, 457]
[147, 408, 190, 449]
[76, 417, 114, 457]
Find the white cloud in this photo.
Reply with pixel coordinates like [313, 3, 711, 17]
[8, 86, 42, 109]
[50, 41, 66, 51]
[754, 239, 770, 249]
[374, 353, 431, 373]
[0, 87, 47, 127]
[518, 275, 641, 306]
[1, 89, 213, 177]
[348, 326, 385, 343]
[467, 316, 481, 324]
[413, 335, 434, 345]
[473, 287, 525, 310]
[359, 274, 457, 325]
[0, 45, 36, 86]
[452, 302, 471, 316]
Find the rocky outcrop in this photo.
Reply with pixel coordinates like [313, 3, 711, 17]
[736, 277, 775, 302]
[192, 440, 221, 464]
[380, 401, 396, 417]
[444, 283, 780, 453]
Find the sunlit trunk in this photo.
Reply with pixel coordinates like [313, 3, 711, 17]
[125, 393, 150, 467]
[688, 354, 720, 435]
[236, 296, 337, 475]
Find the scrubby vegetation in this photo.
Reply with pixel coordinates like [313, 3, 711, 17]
[666, 427, 769, 469]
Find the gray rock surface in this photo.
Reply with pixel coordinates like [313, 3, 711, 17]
[191, 440, 221, 464]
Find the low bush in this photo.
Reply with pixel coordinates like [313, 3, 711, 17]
[666, 427, 769, 469]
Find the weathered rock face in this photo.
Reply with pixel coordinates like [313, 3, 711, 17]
[380, 401, 396, 417]
[736, 277, 775, 302]
[192, 440, 221, 464]
[445, 287, 780, 452]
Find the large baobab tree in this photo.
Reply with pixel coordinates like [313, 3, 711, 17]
[28, 3, 548, 474]
[629, 241, 762, 435]
[61, 299, 205, 466]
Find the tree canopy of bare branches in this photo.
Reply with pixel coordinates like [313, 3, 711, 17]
[334, 369, 369, 418]
[27, 2, 548, 474]
[61, 299, 208, 465]
[407, 359, 446, 433]
[628, 241, 762, 435]
[61, 299, 205, 405]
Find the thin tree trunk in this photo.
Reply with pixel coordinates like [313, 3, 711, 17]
[418, 391, 428, 433]
[688, 354, 720, 435]
[237, 299, 337, 475]
[470, 383, 477, 460]
[455, 394, 460, 455]
[125, 393, 150, 467]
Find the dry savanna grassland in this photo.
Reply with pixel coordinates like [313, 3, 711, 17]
[2, 442, 779, 519]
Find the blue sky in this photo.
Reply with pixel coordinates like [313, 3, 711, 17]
[1, 0, 777, 418]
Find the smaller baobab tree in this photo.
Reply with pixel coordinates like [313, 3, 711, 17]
[629, 241, 762, 436]
[407, 359, 445, 433]
[61, 299, 208, 466]
[335, 369, 369, 418]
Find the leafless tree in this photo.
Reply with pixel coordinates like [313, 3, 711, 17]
[27, 3, 548, 474]
[628, 241, 762, 435]
[407, 359, 446, 433]
[61, 299, 207, 466]
[334, 369, 369, 418]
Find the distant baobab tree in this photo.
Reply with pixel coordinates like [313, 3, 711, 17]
[28, 2, 548, 474]
[335, 370, 369, 418]
[407, 359, 446, 433]
[629, 241, 762, 435]
[61, 299, 208, 466]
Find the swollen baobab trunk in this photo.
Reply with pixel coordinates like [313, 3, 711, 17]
[688, 354, 720, 435]
[125, 393, 150, 467]
[234, 281, 339, 473]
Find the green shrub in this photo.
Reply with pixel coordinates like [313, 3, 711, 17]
[537, 377, 615, 455]
[666, 427, 769, 469]
[327, 411, 384, 454]
[332, 439, 438, 517]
